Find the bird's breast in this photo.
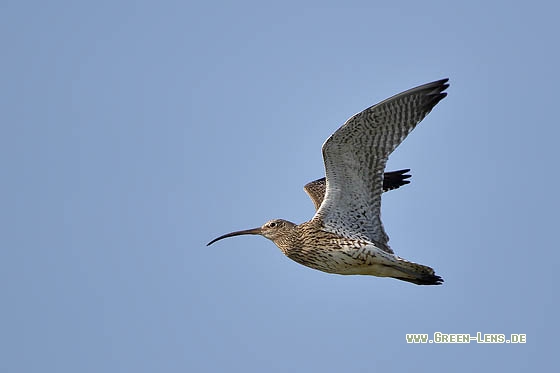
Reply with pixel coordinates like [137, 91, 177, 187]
[277, 238, 395, 275]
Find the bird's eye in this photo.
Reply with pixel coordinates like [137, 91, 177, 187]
[269, 222, 277, 228]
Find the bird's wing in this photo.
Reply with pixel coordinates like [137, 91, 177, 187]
[303, 169, 412, 211]
[303, 178, 327, 211]
[311, 79, 449, 247]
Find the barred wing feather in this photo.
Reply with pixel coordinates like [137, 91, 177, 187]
[312, 79, 449, 249]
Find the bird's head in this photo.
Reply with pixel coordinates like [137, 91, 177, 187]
[207, 219, 296, 246]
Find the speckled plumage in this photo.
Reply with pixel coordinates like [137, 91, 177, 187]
[208, 79, 449, 285]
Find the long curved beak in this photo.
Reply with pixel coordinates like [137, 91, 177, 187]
[207, 227, 263, 246]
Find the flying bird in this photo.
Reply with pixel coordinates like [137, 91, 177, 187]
[208, 79, 448, 285]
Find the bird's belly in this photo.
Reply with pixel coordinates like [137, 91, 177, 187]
[285, 242, 398, 276]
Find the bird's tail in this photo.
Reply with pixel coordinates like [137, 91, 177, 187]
[391, 257, 444, 285]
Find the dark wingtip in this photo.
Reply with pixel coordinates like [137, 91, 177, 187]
[422, 274, 444, 286]
[431, 275, 444, 286]
[422, 78, 450, 111]
[434, 77, 450, 88]
[395, 274, 444, 286]
[383, 169, 413, 192]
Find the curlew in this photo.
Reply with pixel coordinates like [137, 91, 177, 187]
[208, 79, 449, 285]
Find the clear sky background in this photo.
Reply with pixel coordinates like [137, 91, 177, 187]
[2, 0, 558, 372]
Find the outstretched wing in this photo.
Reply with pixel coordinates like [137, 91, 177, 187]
[312, 79, 449, 248]
[303, 169, 412, 211]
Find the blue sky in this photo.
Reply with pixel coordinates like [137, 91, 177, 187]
[2, 0, 558, 371]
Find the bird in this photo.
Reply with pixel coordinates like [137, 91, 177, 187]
[208, 79, 449, 285]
